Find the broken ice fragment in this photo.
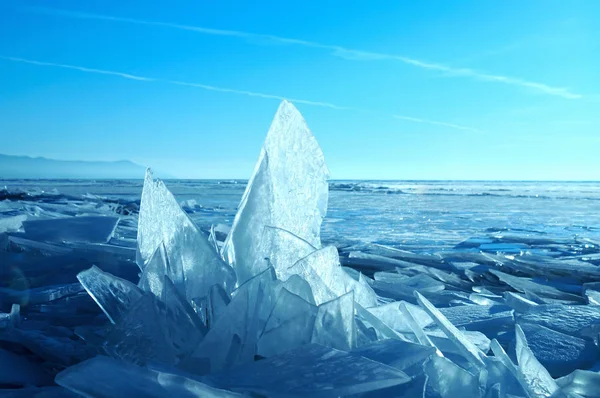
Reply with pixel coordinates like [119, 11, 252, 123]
[205, 343, 410, 397]
[415, 291, 486, 369]
[258, 287, 318, 357]
[311, 290, 356, 350]
[423, 355, 482, 397]
[22, 216, 119, 243]
[259, 226, 317, 281]
[77, 265, 143, 325]
[288, 245, 378, 307]
[103, 294, 177, 366]
[490, 269, 585, 303]
[399, 302, 442, 356]
[0, 214, 26, 233]
[56, 355, 241, 397]
[556, 369, 600, 398]
[511, 322, 597, 377]
[223, 100, 329, 285]
[137, 169, 236, 300]
[190, 268, 280, 372]
[138, 242, 169, 299]
[352, 338, 436, 376]
[586, 290, 600, 305]
[0, 303, 20, 329]
[366, 301, 433, 334]
[514, 324, 559, 398]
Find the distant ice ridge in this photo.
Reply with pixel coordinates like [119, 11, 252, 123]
[3, 100, 599, 397]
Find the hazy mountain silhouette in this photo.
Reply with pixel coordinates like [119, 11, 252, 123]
[0, 154, 172, 179]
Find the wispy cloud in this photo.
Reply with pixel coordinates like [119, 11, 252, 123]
[0, 55, 480, 132]
[27, 6, 582, 99]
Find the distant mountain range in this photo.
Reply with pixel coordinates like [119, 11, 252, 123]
[0, 154, 159, 179]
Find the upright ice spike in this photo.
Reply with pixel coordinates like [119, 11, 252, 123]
[222, 100, 330, 285]
[137, 169, 236, 300]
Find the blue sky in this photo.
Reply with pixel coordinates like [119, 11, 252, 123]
[1, 0, 599, 180]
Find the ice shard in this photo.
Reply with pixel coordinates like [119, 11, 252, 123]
[287, 245, 378, 307]
[423, 355, 482, 397]
[137, 169, 236, 300]
[352, 338, 437, 375]
[138, 242, 169, 299]
[367, 301, 433, 334]
[205, 343, 411, 397]
[415, 291, 486, 369]
[257, 287, 318, 357]
[514, 324, 559, 397]
[311, 290, 356, 350]
[56, 356, 241, 397]
[556, 369, 600, 397]
[399, 302, 443, 356]
[77, 266, 143, 325]
[189, 268, 280, 373]
[103, 294, 177, 366]
[259, 226, 317, 281]
[222, 100, 329, 285]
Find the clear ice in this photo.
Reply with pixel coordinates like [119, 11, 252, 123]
[2, 100, 600, 397]
[222, 100, 330, 285]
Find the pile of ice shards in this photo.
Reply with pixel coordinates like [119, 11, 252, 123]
[2, 101, 600, 397]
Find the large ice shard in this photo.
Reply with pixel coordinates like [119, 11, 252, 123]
[222, 100, 330, 285]
[137, 169, 236, 300]
[259, 226, 317, 281]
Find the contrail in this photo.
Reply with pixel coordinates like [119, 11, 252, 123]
[26, 6, 582, 100]
[0, 55, 482, 133]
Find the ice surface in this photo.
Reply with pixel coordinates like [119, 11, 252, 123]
[22, 216, 119, 243]
[137, 169, 236, 300]
[205, 343, 411, 397]
[223, 100, 329, 285]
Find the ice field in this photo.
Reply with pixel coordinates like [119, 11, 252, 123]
[1, 101, 600, 397]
